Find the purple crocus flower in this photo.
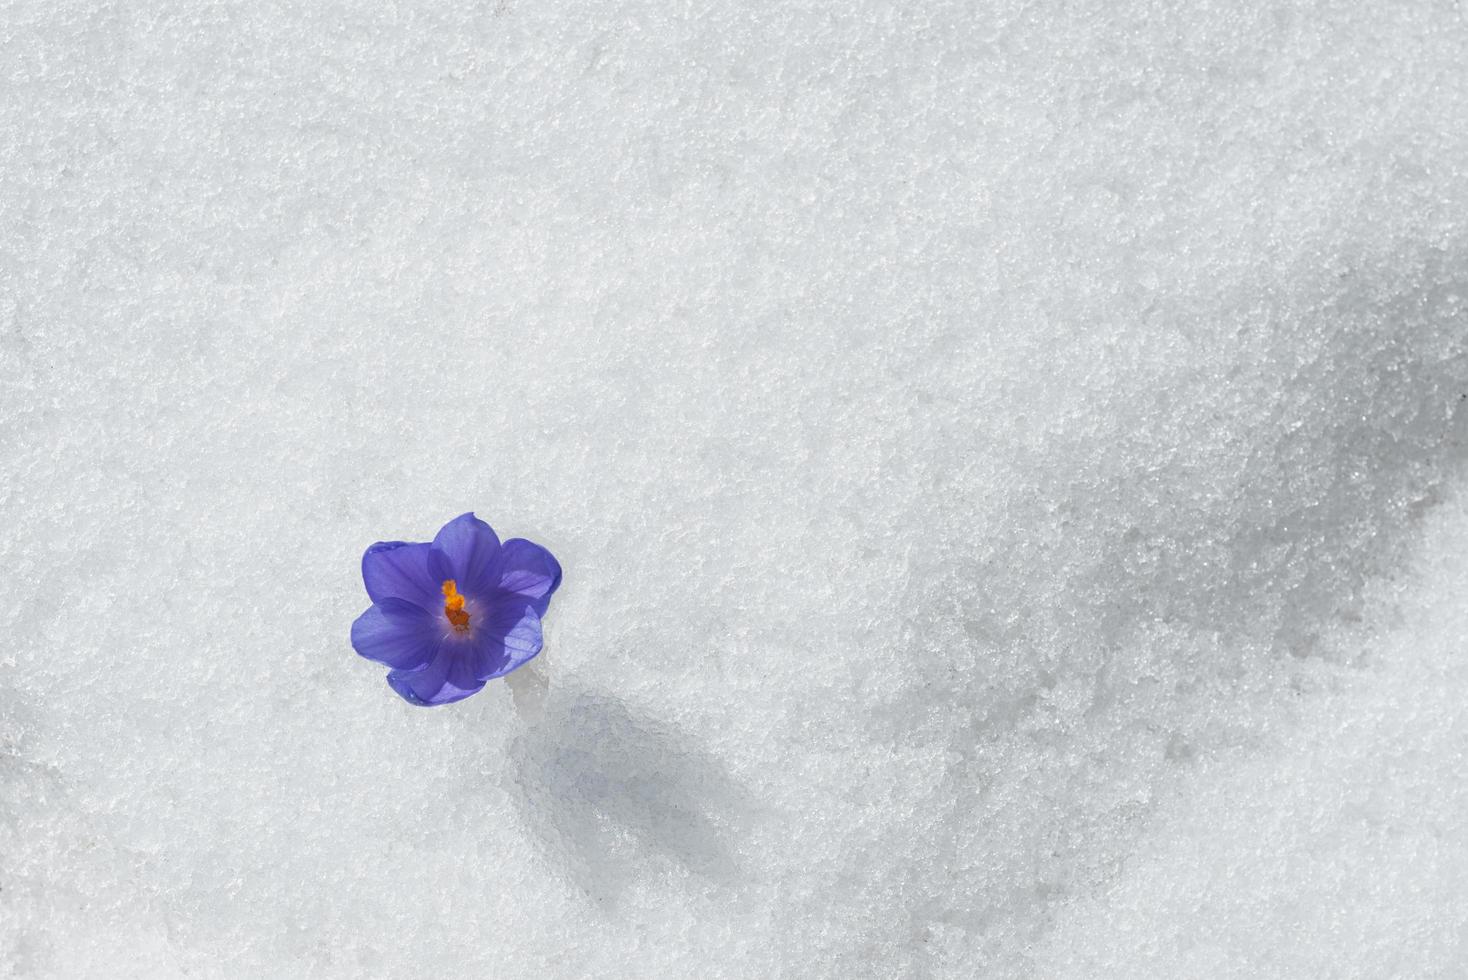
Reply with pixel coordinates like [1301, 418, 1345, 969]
[351, 513, 562, 706]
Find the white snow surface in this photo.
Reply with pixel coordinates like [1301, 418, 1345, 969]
[3, 1, 1467, 976]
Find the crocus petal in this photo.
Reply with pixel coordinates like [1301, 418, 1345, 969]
[361, 541, 439, 611]
[474, 600, 544, 681]
[497, 538, 563, 615]
[386, 645, 486, 707]
[351, 598, 443, 672]
[428, 512, 501, 597]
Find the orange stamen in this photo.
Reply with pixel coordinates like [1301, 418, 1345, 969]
[442, 579, 471, 631]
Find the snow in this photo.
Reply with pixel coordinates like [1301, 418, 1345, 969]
[1034, 486, 1468, 978]
[2, 1, 1466, 977]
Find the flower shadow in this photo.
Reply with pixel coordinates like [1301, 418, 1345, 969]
[506, 680, 747, 907]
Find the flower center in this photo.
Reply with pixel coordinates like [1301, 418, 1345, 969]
[442, 579, 471, 632]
